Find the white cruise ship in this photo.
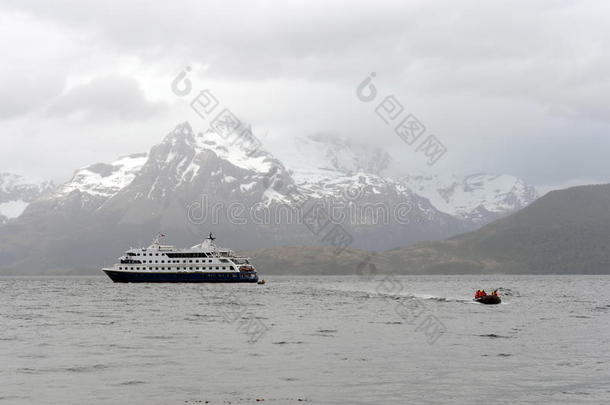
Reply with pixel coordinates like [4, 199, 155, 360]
[102, 233, 259, 283]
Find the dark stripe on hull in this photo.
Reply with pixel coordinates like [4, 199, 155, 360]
[103, 270, 258, 283]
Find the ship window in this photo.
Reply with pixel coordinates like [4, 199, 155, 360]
[189, 260, 192, 263]
[119, 267, 122, 270]
[161, 260, 164, 263]
[216, 267, 219, 270]
[195, 260, 199, 263]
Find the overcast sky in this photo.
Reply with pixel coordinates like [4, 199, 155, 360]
[1, 0, 610, 192]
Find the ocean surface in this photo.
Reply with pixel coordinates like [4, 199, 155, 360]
[2, 275, 610, 404]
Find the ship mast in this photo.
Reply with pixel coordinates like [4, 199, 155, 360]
[152, 232, 166, 248]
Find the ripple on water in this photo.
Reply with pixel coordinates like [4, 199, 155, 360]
[3, 275, 610, 404]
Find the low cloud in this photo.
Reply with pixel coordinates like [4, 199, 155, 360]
[46, 75, 167, 121]
[0, 74, 65, 119]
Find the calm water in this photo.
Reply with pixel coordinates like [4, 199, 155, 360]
[2, 275, 610, 404]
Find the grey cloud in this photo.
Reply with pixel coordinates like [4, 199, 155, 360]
[46, 75, 167, 121]
[0, 74, 65, 119]
[1, 0, 610, 190]
[5, 0, 610, 120]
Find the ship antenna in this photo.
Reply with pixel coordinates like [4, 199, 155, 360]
[208, 232, 216, 241]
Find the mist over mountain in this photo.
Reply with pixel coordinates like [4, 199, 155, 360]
[0, 123, 538, 274]
[0, 173, 54, 225]
[270, 134, 538, 223]
[401, 173, 539, 224]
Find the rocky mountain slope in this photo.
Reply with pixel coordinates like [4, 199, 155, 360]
[378, 184, 610, 274]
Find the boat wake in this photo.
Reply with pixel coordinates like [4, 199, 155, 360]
[319, 285, 476, 304]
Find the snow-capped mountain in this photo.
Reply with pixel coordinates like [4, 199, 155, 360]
[401, 173, 539, 223]
[0, 122, 538, 274]
[58, 153, 149, 199]
[37, 128, 537, 230]
[273, 134, 538, 223]
[48, 123, 295, 213]
[273, 134, 402, 203]
[0, 173, 54, 225]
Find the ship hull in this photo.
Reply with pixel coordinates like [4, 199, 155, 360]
[103, 269, 258, 283]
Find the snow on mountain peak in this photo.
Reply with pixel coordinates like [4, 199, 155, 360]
[401, 172, 539, 220]
[159, 122, 277, 174]
[195, 129, 276, 174]
[39, 122, 539, 229]
[58, 153, 148, 198]
[0, 172, 55, 222]
[266, 132, 538, 222]
[0, 172, 53, 196]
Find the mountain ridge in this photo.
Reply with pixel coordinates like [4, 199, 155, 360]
[378, 183, 610, 274]
[0, 122, 539, 274]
